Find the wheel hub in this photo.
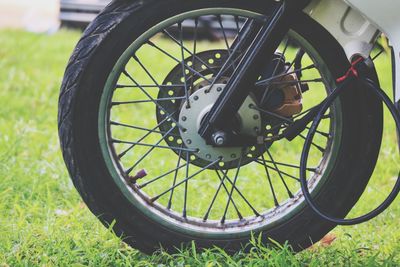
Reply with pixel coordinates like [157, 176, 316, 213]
[179, 84, 261, 163]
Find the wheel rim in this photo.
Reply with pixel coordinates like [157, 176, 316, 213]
[98, 8, 342, 238]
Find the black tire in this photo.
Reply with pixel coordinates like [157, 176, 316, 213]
[58, 0, 383, 253]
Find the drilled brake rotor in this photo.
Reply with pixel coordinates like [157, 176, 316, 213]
[156, 50, 275, 169]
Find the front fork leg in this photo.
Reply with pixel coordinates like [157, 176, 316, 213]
[198, 1, 295, 144]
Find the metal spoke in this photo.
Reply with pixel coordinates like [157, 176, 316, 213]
[203, 170, 243, 221]
[167, 145, 183, 209]
[260, 38, 290, 104]
[150, 158, 221, 202]
[266, 149, 294, 198]
[116, 111, 178, 158]
[116, 84, 184, 89]
[112, 96, 186, 106]
[312, 128, 331, 138]
[298, 133, 326, 153]
[260, 154, 279, 207]
[122, 70, 185, 130]
[285, 48, 304, 74]
[221, 153, 243, 224]
[293, 106, 331, 120]
[114, 139, 196, 153]
[203, 170, 227, 221]
[146, 41, 212, 83]
[138, 162, 187, 189]
[111, 121, 180, 138]
[161, 28, 216, 75]
[255, 160, 300, 182]
[214, 53, 243, 79]
[217, 15, 232, 56]
[190, 18, 199, 91]
[124, 126, 177, 175]
[204, 20, 256, 93]
[260, 158, 317, 173]
[250, 105, 293, 123]
[215, 166, 259, 217]
[132, 55, 165, 91]
[183, 150, 190, 218]
[267, 78, 323, 87]
[234, 16, 241, 41]
[218, 170, 242, 219]
[126, 127, 176, 175]
[255, 64, 316, 86]
[321, 113, 332, 120]
[178, 22, 191, 108]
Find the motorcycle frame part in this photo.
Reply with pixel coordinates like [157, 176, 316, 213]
[299, 75, 400, 225]
[306, 0, 400, 103]
[198, 0, 296, 142]
[198, 0, 400, 145]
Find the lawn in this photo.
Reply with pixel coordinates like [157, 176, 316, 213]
[0, 29, 399, 266]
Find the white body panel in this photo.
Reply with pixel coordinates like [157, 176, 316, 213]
[305, 0, 400, 101]
[345, 0, 400, 101]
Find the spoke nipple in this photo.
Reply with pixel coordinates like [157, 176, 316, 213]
[130, 169, 148, 182]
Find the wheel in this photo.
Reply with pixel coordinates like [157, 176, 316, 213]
[58, 0, 383, 253]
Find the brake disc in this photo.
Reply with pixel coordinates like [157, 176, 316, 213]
[156, 50, 276, 169]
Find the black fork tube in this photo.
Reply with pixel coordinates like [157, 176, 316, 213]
[198, 1, 291, 138]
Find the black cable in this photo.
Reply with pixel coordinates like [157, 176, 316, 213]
[299, 77, 400, 225]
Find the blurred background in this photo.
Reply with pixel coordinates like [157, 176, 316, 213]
[0, 0, 109, 32]
[0, 0, 242, 37]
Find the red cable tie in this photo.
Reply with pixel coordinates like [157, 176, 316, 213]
[336, 57, 364, 83]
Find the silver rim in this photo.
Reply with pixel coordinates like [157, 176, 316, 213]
[98, 8, 342, 238]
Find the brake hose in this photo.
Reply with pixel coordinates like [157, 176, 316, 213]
[299, 63, 400, 225]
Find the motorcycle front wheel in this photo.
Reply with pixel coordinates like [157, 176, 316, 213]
[58, 0, 383, 253]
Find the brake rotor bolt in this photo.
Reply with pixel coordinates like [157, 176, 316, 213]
[206, 154, 211, 159]
[253, 115, 259, 120]
[182, 116, 187, 121]
[215, 137, 224, 145]
[194, 96, 199, 101]
[231, 154, 236, 159]
[187, 139, 192, 145]
[217, 87, 223, 92]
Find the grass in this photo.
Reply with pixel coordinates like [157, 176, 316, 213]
[0, 29, 399, 266]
